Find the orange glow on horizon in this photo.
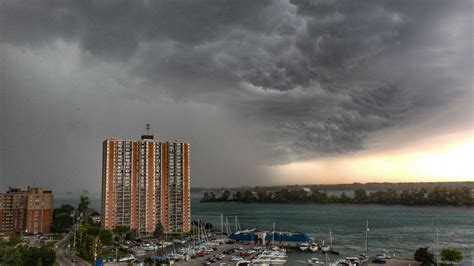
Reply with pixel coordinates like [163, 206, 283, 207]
[268, 131, 474, 184]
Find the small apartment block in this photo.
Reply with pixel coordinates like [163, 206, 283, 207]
[0, 186, 53, 235]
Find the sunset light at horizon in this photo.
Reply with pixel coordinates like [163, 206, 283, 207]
[270, 130, 474, 185]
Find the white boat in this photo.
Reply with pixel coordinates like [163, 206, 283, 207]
[299, 242, 309, 251]
[346, 257, 361, 265]
[118, 254, 135, 262]
[307, 257, 325, 265]
[333, 259, 353, 266]
[142, 243, 157, 251]
[309, 242, 319, 252]
[357, 254, 368, 261]
[321, 240, 331, 253]
[259, 249, 287, 259]
[322, 229, 339, 254]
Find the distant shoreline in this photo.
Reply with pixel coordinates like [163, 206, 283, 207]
[200, 200, 474, 207]
[192, 181, 474, 192]
[200, 185, 474, 207]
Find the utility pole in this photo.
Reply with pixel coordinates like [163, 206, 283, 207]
[73, 228, 76, 251]
[93, 238, 97, 262]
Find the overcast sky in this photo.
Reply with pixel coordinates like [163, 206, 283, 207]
[1, 0, 473, 194]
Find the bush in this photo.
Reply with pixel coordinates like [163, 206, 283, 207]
[414, 247, 435, 266]
[441, 248, 463, 264]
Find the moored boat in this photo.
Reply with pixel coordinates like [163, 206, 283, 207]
[299, 242, 309, 251]
[307, 257, 325, 265]
[309, 242, 319, 252]
[321, 240, 331, 253]
[346, 256, 362, 265]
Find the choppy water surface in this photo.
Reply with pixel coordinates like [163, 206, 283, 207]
[56, 193, 474, 264]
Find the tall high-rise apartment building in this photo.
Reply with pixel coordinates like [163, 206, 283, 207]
[0, 186, 53, 235]
[101, 129, 190, 236]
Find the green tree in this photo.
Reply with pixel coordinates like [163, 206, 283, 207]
[210, 192, 216, 201]
[92, 235, 102, 261]
[414, 247, 435, 266]
[83, 216, 96, 226]
[113, 225, 130, 243]
[56, 204, 75, 214]
[99, 229, 113, 245]
[78, 195, 91, 213]
[1, 244, 25, 265]
[125, 229, 137, 241]
[52, 204, 75, 233]
[154, 222, 164, 238]
[202, 192, 209, 201]
[8, 232, 22, 246]
[233, 191, 242, 201]
[23, 243, 56, 266]
[441, 248, 463, 264]
[221, 190, 231, 201]
[339, 192, 351, 203]
[354, 189, 368, 202]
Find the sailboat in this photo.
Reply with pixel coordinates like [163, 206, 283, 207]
[357, 220, 369, 261]
[321, 229, 340, 255]
[321, 240, 331, 253]
[309, 242, 319, 252]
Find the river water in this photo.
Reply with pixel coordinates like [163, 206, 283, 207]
[55, 193, 474, 265]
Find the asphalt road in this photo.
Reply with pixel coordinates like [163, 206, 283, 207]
[55, 232, 90, 266]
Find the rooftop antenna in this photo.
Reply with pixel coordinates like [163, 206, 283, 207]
[141, 123, 154, 140]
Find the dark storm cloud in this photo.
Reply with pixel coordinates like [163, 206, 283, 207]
[1, 0, 472, 189]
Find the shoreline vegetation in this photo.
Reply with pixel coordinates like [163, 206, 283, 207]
[200, 186, 473, 206]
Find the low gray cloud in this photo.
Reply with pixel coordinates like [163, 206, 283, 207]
[1, 0, 472, 190]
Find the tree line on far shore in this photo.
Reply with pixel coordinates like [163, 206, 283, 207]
[201, 186, 473, 206]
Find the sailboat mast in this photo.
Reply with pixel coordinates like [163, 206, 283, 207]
[330, 228, 332, 247]
[221, 214, 224, 238]
[365, 220, 369, 253]
[436, 228, 439, 266]
[272, 222, 275, 247]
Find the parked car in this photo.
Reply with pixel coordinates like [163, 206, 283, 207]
[240, 251, 252, 257]
[196, 252, 205, 257]
[231, 256, 243, 262]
